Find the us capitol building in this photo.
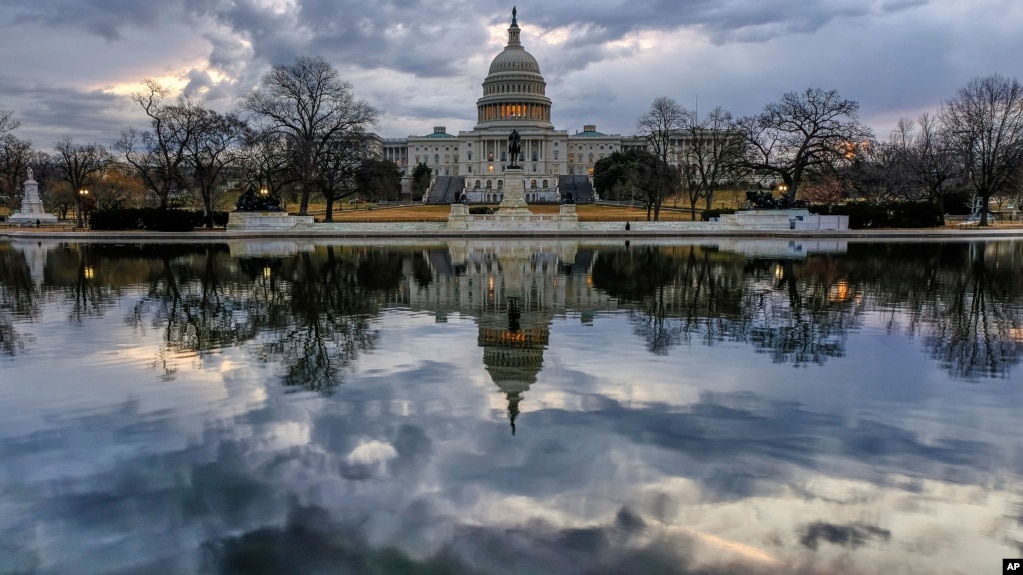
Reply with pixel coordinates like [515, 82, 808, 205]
[379, 8, 647, 204]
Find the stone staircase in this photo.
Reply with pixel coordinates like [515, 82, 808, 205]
[557, 176, 594, 203]
[425, 176, 466, 204]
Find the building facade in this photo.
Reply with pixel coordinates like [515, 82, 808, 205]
[384, 9, 631, 204]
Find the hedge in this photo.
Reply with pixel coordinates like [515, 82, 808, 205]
[810, 201, 944, 229]
[89, 209, 229, 231]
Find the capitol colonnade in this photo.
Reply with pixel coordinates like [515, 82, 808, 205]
[383, 9, 627, 204]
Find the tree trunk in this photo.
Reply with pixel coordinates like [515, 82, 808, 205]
[324, 195, 334, 222]
[203, 191, 215, 229]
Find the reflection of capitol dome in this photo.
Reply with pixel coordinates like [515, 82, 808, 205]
[476, 8, 553, 129]
[478, 298, 550, 435]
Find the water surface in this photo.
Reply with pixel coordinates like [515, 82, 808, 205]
[1, 238, 1022, 574]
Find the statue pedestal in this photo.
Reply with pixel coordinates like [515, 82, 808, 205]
[227, 212, 315, 230]
[9, 175, 58, 224]
[496, 168, 531, 215]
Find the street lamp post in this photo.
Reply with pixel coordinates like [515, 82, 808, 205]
[77, 189, 89, 229]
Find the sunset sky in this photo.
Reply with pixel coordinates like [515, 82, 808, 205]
[2, 0, 1021, 148]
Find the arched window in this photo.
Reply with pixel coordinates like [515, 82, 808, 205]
[468, 152, 472, 161]
[486, 180, 493, 189]
[568, 154, 574, 164]
[467, 165, 473, 173]
[589, 153, 594, 163]
[434, 154, 440, 164]
[497, 180, 504, 189]
[542, 180, 548, 188]
[553, 150, 559, 160]
[531, 180, 537, 189]
[475, 180, 481, 189]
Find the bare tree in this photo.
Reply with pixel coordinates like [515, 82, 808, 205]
[843, 139, 910, 203]
[315, 132, 373, 222]
[637, 97, 686, 220]
[90, 161, 148, 210]
[893, 113, 964, 212]
[738, 88, 872, 203]
[239, 128, 296, 209]
[54, 137, 110, 227]
[677, 106, 747, 218]
[242, 56, 377, 215]
[0, 134, 33, 208]
[183, 109, 249, 228]
[0, 108, 19, 137]
[941, 74, 1023, 226]
[115, 80, 202, 210]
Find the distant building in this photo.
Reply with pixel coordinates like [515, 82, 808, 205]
[384, 9, 633, 204]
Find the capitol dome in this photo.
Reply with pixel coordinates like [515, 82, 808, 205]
[476, 8, 553, 129]
[487, 45, 541, 75]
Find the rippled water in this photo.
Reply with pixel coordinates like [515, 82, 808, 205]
[1, 237, 1022, 574]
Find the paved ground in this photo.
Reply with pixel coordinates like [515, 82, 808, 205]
[3, 224, 1023, 241]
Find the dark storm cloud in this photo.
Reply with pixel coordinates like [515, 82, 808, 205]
[183, 0, 490, 78]
[530, 0, 930, 47]
[3, 0, 171, 41]
[0, 73, 136, 145]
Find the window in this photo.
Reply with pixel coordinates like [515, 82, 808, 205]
[434, 154, 440, 164]
[475, 180, 481, 188]
[568, 154, 574, 163]
[553, 150, 559, 159]
[486, 180, 493, 189]
[553, 165, 559, 174]
[488, 164, 494, 173]
[467, 165, 472, 173]
[498, 180, 504, 189]
[488, 152, 494, 161]
[532, 152, 538, 161]
[530, 180, 537, 189]
[543, 180, 548, 188]
[501, 152, 507, 161]
[589, 153, 594, 163]
[468, 152, 473, 161]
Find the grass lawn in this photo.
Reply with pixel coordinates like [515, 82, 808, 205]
[305, 203, 702, 222]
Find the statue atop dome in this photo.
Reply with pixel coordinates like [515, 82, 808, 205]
[512, 6, 517, 26]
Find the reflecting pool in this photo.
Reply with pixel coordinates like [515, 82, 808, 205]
[1, 237, 1022, 574]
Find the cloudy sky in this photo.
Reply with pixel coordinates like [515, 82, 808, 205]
[1, 0, 1022, 148]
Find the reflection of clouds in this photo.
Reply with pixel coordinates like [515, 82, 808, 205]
[3, 257, 1023, 573]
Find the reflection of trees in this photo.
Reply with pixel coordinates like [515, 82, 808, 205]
[914, 242, 1023, 379]
[741, 258, 861, 366]
[257, 248, 399, 392]
[127, 245, 399, 391]
[591, 246, 858, 364]
[35, 243, 401, 391]
[0, 244, 35, 355]
[129, 245, 259, 376]
[592, 246, 746, 355]
[45, 244, 126, 322]
[591, 241, 1023, 378]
